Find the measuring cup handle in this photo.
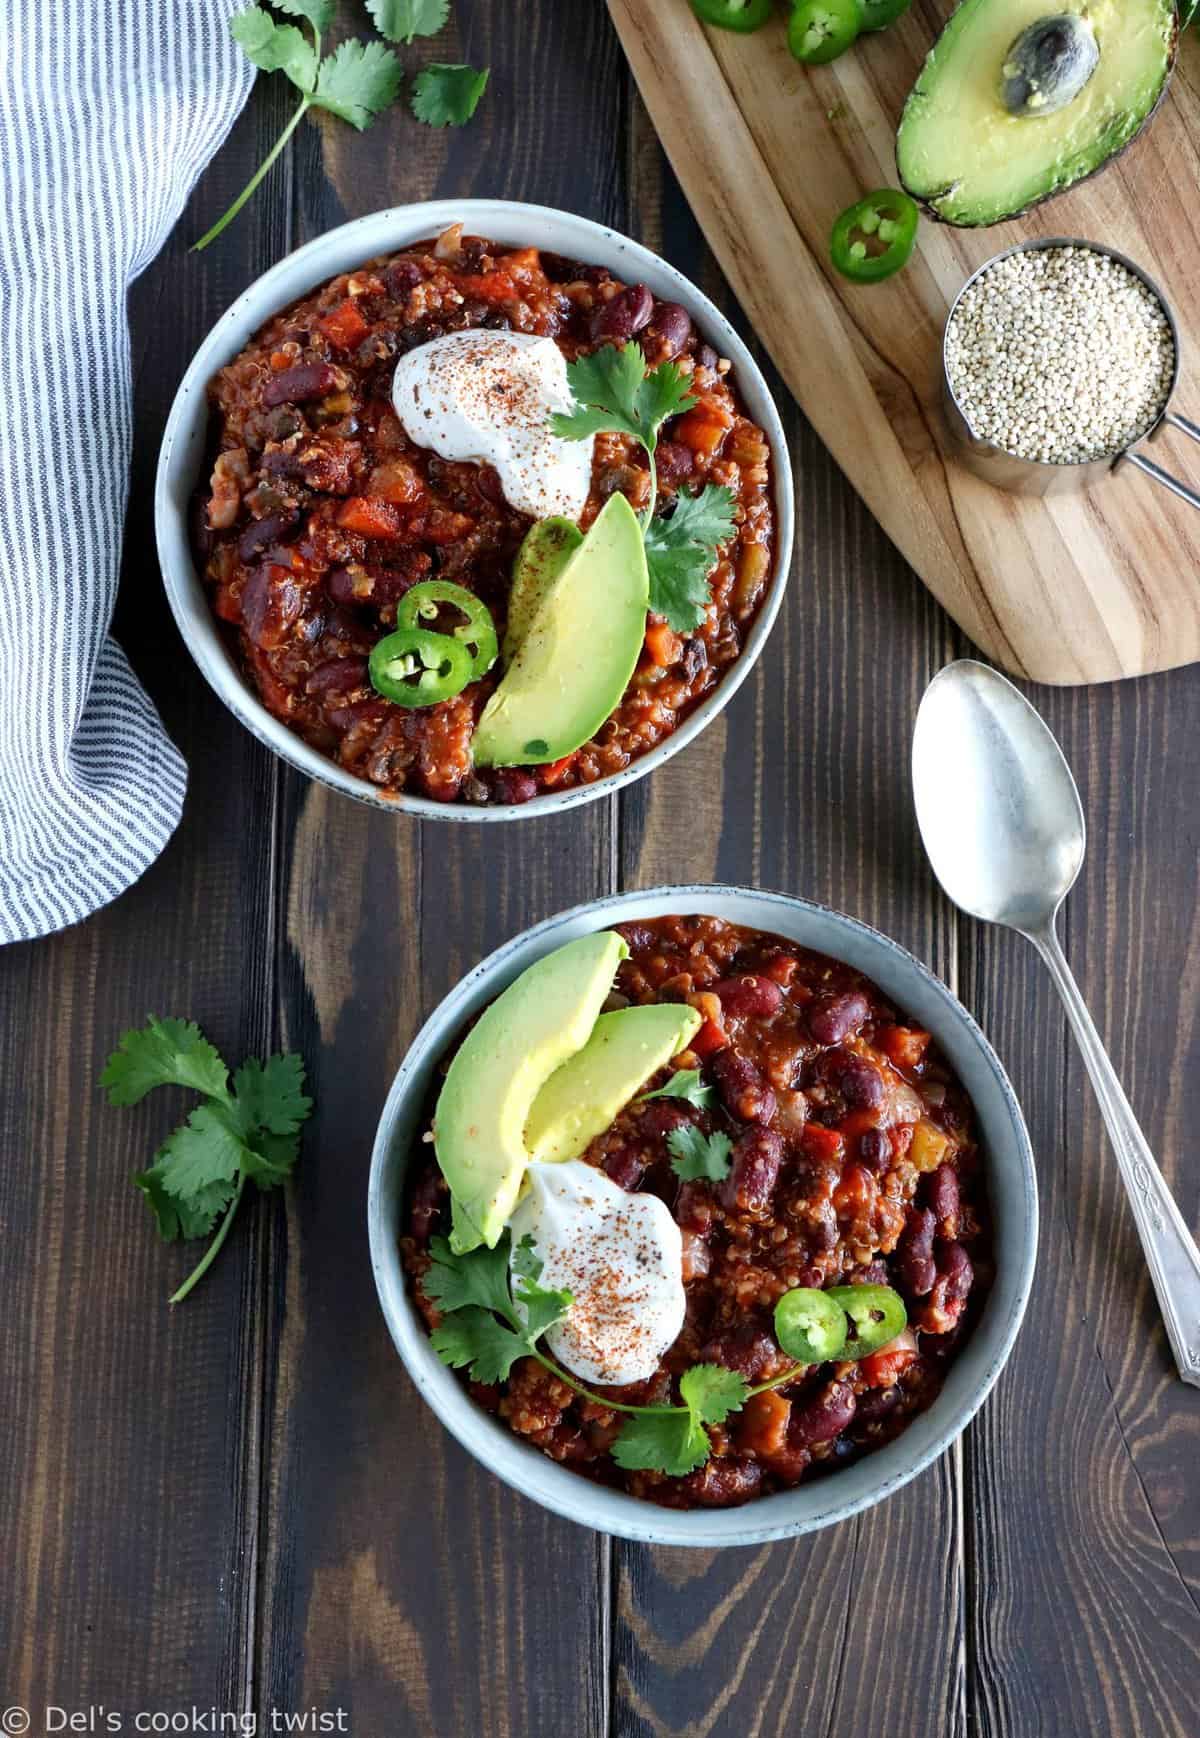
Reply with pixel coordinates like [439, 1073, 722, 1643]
[1123, 446, 1200, 511]
[1164, 410, 1200, 446]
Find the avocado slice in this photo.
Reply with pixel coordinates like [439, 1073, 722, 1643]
[473, 493, 649, 768]
[524, 1003, 702, 1167]
[434, 931, 629, 1250]
[896, 0, 1176, 228]
[505, 517, 583, 666]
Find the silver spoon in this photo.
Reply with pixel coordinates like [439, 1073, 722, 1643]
[912, 658, 1200, 1389]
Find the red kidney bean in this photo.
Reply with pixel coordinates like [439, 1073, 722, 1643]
[655, 440, 695, 487]
[858, 1128, 891, 1172]
[898, 1206, 937, 1296]
[409, 1167, 444, 1243]
[808, 991, 869, 1046]
[719, 1127, 783, 1215]
[807, 1206, 838, 1255]
[262, 362, 345, 407]
[674, 1181, 715, 1234]
[237, 511, 299, 563]
[927, 1164, 961, 1236]
[241, 565, 303, 650]
[680, 638, 708, 683]
[475, 464, 505, 505]
[639, 1100, 691, 1141]
[711, 1049, 776, 1125]
[647, 300, 692, 360]
[305, 656, 368, 698]
[699, 1322, 779, 1382]
[680, 1454, 763, 1507]
[384, 260, 424, 298]
[836, 1053, 884, 1110]
[856, 1386, 901, 1424]
[790, 1380, 856, 1447]
[493, 770, 539, 804]
[710, 974, 784, 1019]
[602, 1149, 645, 1193]
[940, 1240, 973, 1302]
[591, 283, 654, 342]
[696, 343, 719, 372]
[261, 446, 305, 480]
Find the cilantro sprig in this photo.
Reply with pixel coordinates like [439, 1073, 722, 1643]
[551, 342, 737, 632]
[667, 1124, 733, 1182]
[425, 1230, 803, 1479]
[196, 2, 487, 249]
[640, 1067, 715, 1111]
[102, 1016, 312, 1304]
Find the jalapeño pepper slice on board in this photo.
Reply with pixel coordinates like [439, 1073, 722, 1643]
[826, 1283, 909, 1355]
[774, 1287, 850, 1365]
[788, 0, 860, 65]
[396, 580, 499, 682]
[830, 189, 920, 283]
[369, 626, 473, 708]
[690, 0, 772, 30]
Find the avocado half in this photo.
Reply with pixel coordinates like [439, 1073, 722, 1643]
[896, 0, 1177, 227]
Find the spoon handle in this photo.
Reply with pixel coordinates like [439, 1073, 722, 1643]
[1030, 924, 1200, 1389]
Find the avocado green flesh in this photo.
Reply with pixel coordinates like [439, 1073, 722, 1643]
[504, 517, 583, 666]
[524, 1003, 702, 1167]
[436, 931, 629, 1250]
[896, 0, 1175, 227]
[473, 492, 649, 768]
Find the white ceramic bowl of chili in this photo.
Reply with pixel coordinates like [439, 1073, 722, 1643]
[368, 885, 1039, 1546]
[155, 200, 794, 821]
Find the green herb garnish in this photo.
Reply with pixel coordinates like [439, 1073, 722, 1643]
[425, 1231, 813, 1477]
[551, 342, 737, 631]
[666, 1124, 733, 1182]
[102, 1017, 312, 1304]
[367, 0, 450, 40]
[412, 63, 491, 127]
[640, 1067, 715, 1111]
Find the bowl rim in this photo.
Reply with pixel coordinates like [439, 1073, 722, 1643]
[367, 883, 1039, 1546]
[154, 199, 795, 822]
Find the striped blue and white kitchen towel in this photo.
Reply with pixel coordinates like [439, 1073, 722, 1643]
[0, 2, 254, 943]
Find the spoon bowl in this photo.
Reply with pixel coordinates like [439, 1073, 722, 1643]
[912, 660, 1085, 932]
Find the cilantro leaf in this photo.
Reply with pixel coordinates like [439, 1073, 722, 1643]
[634, 360, 696, 435]
[101, 1016, 230, 1106]
[514, 1277, 573, 1343]
[314, 38, 404, 129]
[274, 0, 335, 27]
[424, 1235, 519, 1324]
[103, 1017, 313, 1302]
[511, 1233, 543, 1283]
[367, 0, 450, 42]
[644, 484, 736, 633]
[231, 9, 317, 91]
[611, 1408, 711, 1477]
[679, 1363, 748, 1425]
[135, 1164, 235, 1243]
[156, 1104, 250, 1201]
[411, 62, 490, 128]
[430, 1307, 528, 1384]
[667, 1125, 733, 1183]
[640, 1068, 714, 1111]
[231, 1053, 312, 1136]
[552, 345, 649, 446]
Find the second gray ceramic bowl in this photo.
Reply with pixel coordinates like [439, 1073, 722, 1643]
[368, 886, 1038, 1546]
[155, 200, 794, 821]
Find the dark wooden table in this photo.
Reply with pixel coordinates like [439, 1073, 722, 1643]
[3, 5, 1198, 1734]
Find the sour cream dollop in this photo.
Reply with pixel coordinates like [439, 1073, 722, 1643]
[391, 329, 593, 521]
[508, 1160, 686, 1387]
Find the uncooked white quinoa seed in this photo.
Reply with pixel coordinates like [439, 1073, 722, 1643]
[945, 246, 1175, 465]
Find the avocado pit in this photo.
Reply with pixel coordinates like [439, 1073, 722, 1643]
[1002, 14, 1099, 118]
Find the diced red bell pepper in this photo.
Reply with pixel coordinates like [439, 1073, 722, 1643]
[801, 1124, 845, 1164]
[690, 1017, 729, 1060]
[319, 299, 370, 351]
[337, 496, 403, 539]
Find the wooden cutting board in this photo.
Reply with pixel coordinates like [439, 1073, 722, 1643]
[609, 0, 1200, 684]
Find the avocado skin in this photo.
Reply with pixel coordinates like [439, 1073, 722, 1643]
[895, 0, 1177, 228]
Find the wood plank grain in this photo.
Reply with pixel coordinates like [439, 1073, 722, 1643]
[961, 672, 1200, 1738]
[252, 5, 626, 1734]
[608, 0, 1200, 686]
[611, 112, 967, 1738]
[0, 69, 301, 1717]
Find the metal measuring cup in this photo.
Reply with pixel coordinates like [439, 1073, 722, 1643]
[941, 236, 1200, 508]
